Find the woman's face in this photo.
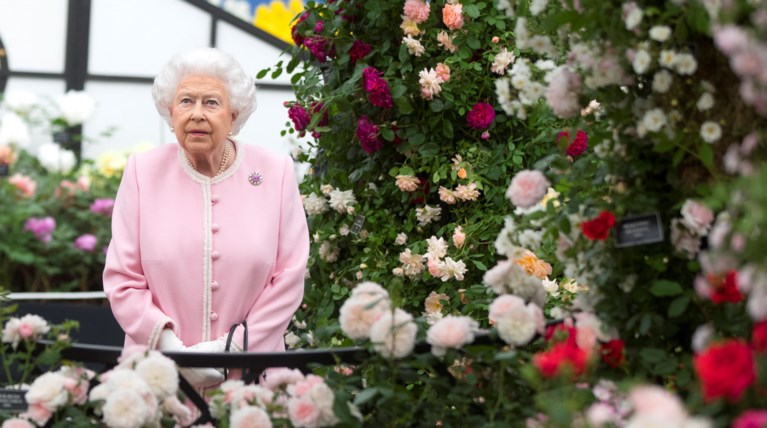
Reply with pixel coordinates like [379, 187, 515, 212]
[170, 74, 237, 154]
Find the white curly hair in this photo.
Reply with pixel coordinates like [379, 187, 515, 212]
[151, 47, 257, 134]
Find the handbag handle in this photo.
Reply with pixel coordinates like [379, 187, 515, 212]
[224, 320, 248, 380]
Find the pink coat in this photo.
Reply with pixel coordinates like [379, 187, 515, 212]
[103, 141, 309, 353]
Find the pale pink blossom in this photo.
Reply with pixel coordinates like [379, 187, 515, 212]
[419, 68, 444, 100]
[229, 406, 272, 428]
[403, 0, 430, 23]
[426, 315, 479, 356]
[395, 175, 420, 192]
[627, 385, 688, 425]
[437, 30, 458, 53]
[339, 283, 391, 340]
[399, 248, 426, 277]
[424, 291, 449, 316]
[428, 257, 444, 277]
[440, 257, 467, 281]
[489, 294, 544, 346]
[492, 48, 516, 74]
[454, 183, 480, 201]
[546, 67, 582, 118]
[442, 3, 464, 30]
[506, 170, 550, 209]
[415, 205, 442, 226]
[680, 199, 714, 236]
[395, 233, 408, 245]
[288, 397, 320, 427]
[1, 418, 35, 428]
[713, 25, 750, 55]
[426, 236, 448, 260]
[438, 186, 457, 204]
[403, 35, 426, 56]
[8, 173, 37, 198]
[452, 226, 466, 248]
[369, 308, 418, 359]
[436, 63, 451, 81]
[2, 314, 50, 349]
[262, 368, 304, 391]
[22, 403, 53, 426]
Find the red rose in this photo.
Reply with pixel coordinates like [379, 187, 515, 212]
[557, 129, 588, 157]
[362, 67, 393, 109]
[349, 40, 372, 64]
[753, 320, 767, 353]
[287, 105, 311, 132]
[466, 102, 496, 130]
[355, 115, 383, 154]
[600, 339, 625, 368]
[534, 339, 589, 378]
[693, 340, 755, 402]
[709, 270, 744, 304]
[581, 211, 616, 241]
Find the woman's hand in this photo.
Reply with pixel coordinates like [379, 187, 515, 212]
[158, 329, 224, 388]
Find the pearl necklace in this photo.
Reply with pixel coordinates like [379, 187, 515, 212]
[185, 141, 231, 177]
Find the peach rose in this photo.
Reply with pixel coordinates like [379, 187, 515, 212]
[442, 3, 464, 30]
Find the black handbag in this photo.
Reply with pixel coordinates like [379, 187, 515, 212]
[223, 320, 249, 381]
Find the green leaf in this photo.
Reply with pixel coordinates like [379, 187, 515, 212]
[354, 387, 379, 405]
[640, 347, 666, 364]
[256, 68, 269, 79]
[698, 143, 714, 170]
[270, 68, 283, 79]
[650, 280, 683, 297]
[381, 127, 395, 142]
[472, 260, 487, 271]
[464, 4, 480, 18]
[667, 295, 690, 317]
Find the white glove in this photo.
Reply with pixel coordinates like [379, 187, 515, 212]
[157, 329, 224, 388]
[186, 335, 228, 353]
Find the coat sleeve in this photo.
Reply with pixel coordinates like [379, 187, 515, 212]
[235, 155, 309, 352]
[103, 155, 175, 348]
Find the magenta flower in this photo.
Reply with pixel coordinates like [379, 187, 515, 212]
[288, 105, 311, 132]
[291, 12, 309, 46]
[90, 198, 115, 216]
[24, 217, 56, 243]
[356, 115, 383, 154]
[362, 67, 394, 109]
[74, 234, 98, 252]
[310, 101, 328, 127]
[466, 102, 496, 130]
[305, 36, 334, 63]
[349, 40, 372, 64]
[557, 129, 589, 157]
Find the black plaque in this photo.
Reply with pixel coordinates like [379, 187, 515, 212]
[0, 389, 27, 412]
[0, 163, 9, 177]
[614, 213, 664, 248]
[350, 215, 366, 235]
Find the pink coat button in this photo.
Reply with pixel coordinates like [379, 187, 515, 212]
[210, 312, 218, 321]
[211, 195, 219, 204]
[211, 250, 220, 260]
[212, 223, 220, 233]
[211, 280, 220, 290]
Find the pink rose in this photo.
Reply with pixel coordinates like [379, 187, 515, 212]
[733, 410, 767, 428]
[435, 63, 451, 82]
[8, 173, 37, 198]
[506, 170, 550, 209]
[452, 226, 465, 248]
[426, 315, 478, 356]
[442, 3, 464, 30]
[22, 403, 53, 426]
[628, 385, 687, 423]
[74, 234, 98, 252]
[288, 397, 321, 427]
[680, 199, 714, 236]
[403, 0, 430, 24]
[2, 418, 35, 428]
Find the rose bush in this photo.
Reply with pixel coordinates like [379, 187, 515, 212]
[0, 90, 146, 292]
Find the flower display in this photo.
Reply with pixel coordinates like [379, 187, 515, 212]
[694, 340, 756, 402]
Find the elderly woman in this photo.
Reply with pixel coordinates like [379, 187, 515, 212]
[103, 48, 309, 387]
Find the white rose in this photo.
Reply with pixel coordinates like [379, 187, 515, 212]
[56, 90, 96, 126]
[37, 142, 77, 174]
[0, 113, 31, 147]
